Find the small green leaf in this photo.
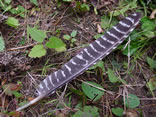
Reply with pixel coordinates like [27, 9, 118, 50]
[2, 84, 13, 96]
[89, 61, 105, 73]
[81, 81, 104, 101]
[28, 44, 47, 58]
[63, 34, 71, 40]
[46, 36, 66, 49]
[124, 94, 140, 108]
[73, 106, 99, 117]
[112, 107, 124, 116]
[71, 30, 77, 37]
[147, 57, 156, 69]
[27, 26, 47, 43]
[147, 78, 156, 91]
[0, 36, 5, 51]
[30, 0, 38, 6]
[12, 91, 23, 98]
[80, 3, 90, 11]
[94, 34, 103, 39]
[107, 69, 119, 83]
[18, 100, 29, 107]
[6, 17, 20, 28]
[5, 0, 12, 4]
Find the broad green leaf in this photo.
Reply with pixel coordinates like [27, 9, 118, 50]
[63, 34, 71, 40]
[124, 94, 140, 108]
[27, 26, 46, 43]
[71, 30, 77, 37]
[112, 107, 124, 116]
[81, 81, 104, 101]
[46, 36, 66, 49]
[73, 106, 99, 117]
[147, 57, 156, 69]
[30, 0, 38, 6]
[6, 17, 20, 28]
[28, 44, 47, 58]
[0, 36, 5, 51]
[107, 69, 119, 83]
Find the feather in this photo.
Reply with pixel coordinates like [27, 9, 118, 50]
[16, 12, 141, 111]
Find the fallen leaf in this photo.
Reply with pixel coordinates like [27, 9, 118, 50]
[150, 9, 156, 19]
[97, 24, 103, 33]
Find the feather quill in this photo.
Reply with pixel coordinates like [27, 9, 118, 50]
[16, 12, 141, 111]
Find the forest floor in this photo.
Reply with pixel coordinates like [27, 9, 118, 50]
[0, 0, 156, 117]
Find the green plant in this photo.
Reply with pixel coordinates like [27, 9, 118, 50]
[73, 106, 100, 117]
[0, 35, 5, 51]
[81, 81, 104, 101]
[63, 30, 77, 46]
[124, 94, 140, 109]
[112, 107, 124, 116]
[5, 17, 20, 28]
[27, 26, 66, 58]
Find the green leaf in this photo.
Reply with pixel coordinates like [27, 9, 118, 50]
[10, 5, 26, 17]
[63, 34, 71, 40]
[28, 44, 47, 58]
[63, 0, 73, 2]
[2, 84, 13, 96]
[5, 17, 20, 28]
[55, 46, 66, 52]
[80, 3, 90, 11]
[12, 91, 23, 98]
[94, 34, 103, 39]
[73, 106, 99, 117]
[3, 5, 12, 13]
[147, 78, 156, 91]
[71, 30, 77, 37]
[0, 36, 5, 51]
[124, 94, 140, 108]
[4, 0, 12, 4]
[46, 36, 66, 49]
[141, 17, 156, 31]
[27, 26, 46, 43]
[18, 100, 29, 107]
[107, 69, 119, 83]
[30, 0, 38, 6]
[147, 57, 156, 69]
[112, 107, 124, 116]
[101, 16, 110, 29]
[81, 81, 104, 101]
[89, 61, 105, 73]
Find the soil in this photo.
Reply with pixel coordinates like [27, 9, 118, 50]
[0, 0, 156, 117]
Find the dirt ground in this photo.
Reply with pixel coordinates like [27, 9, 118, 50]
[0, 0, 156, 117]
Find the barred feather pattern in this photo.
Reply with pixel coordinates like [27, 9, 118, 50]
[16, 12, 141, 111]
